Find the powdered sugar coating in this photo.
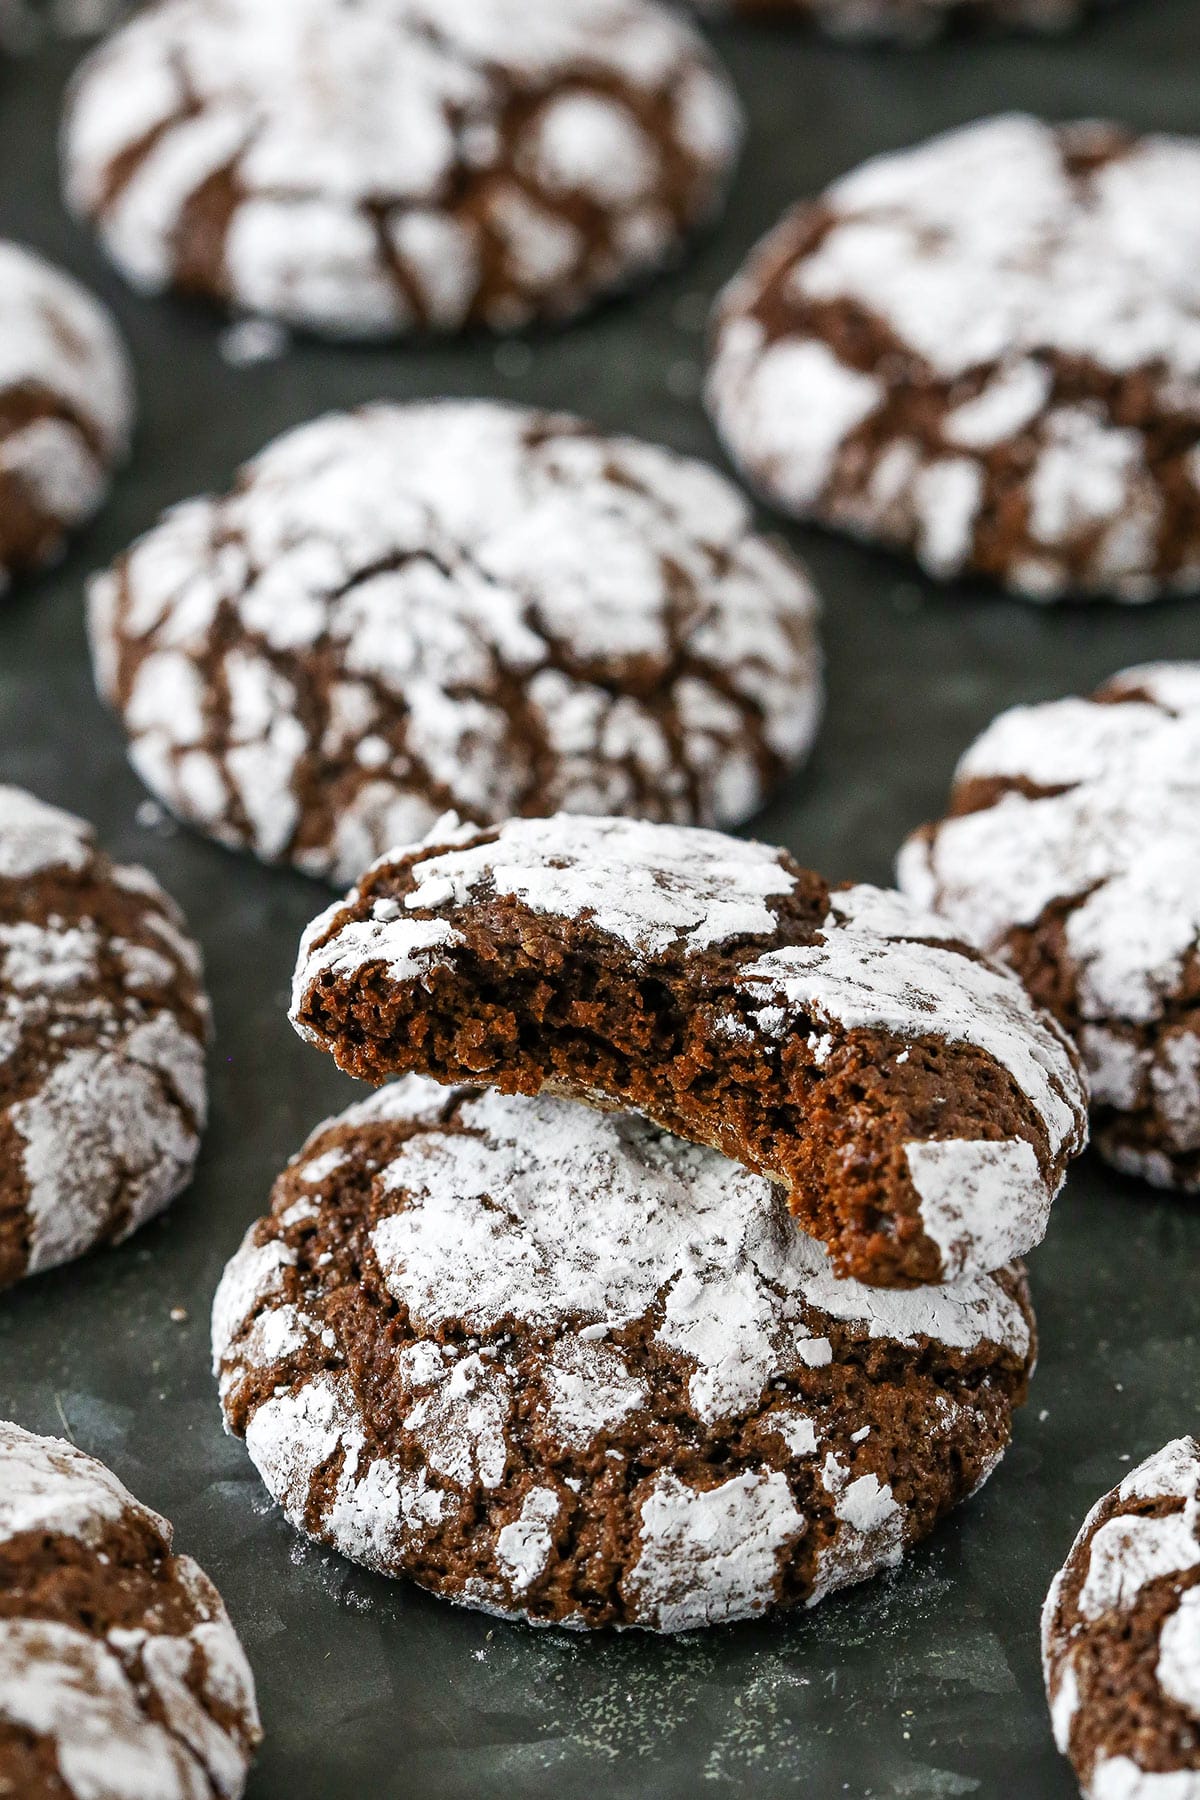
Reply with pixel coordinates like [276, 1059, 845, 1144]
[91, 403, 822, 886]
[708, 115, 1200, 601]
[0, 240, 132, 587]
[292, 813, 1087, 1281]
[213, 1078, 1034, 1630]
[899, 663, 1200, 1189]
[0, 787, 209, 1285]
[63, 0, 741, 337]
[1043, 1439, 1200, 1798]
[0, 1422, 260, 1798]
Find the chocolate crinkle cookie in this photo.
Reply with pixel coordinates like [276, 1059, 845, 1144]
[691, 0, 1103, 42]
[61, 0, 741, 338]
[707, 115, 1200, 602]
[213, 1078, 1036, 1632]
[0, 240, 132, 591]
[88, 402, 823, 886]
[1043, 1437, 1200, 1800]
[0, 1421, 261, 1798]
[899, 663, 1200, 1193]
[0, 786, 209, 1288]
[290, 813, 1088, 1288]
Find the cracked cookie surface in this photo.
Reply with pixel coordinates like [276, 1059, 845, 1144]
[289, 813, 1087, 1287]
[213, 1077, 1035, 1631]
[0, 1419, 261, 1799]
[61, 0, 741, 337]
[0, 240, 132, 591]
[900, 662, 1200, 1192]
[89, 402, 823, 886]
[707, 115, 1200, 601]
[1043, 1437, 1200, 1800]
[0, 786, 209, 1287]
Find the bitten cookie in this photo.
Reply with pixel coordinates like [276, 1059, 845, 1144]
[707, 115, 1200, 601]
[899, 663, 1200, 1192]
[0, 241, 132, 590]
[88, 402, 823, 886]
[1042, 1437, 1200, 1799]
[213, 1078, 1036, 1631]
[289, 813, 1088, 1287]
[61, 0, 741, 338]
[691, 0, 1101, 41]
[0, 1420, 261, 1797]
[0, 787, 209, 1287]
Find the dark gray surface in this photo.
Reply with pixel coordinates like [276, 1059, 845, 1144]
[3, 15, 1200, 1796]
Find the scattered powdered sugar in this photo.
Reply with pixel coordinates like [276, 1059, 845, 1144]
[64, 0, 740, 337]
[0, 1425, 260, 1799]
[900, 665, 1200, 1189]
[94, 404, 820, 885]
[708, 116, 1200, 599]
[627, 1470, 805, 1632]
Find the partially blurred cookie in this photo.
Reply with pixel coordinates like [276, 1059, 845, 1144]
[708, 116, 1200, 601]
[1043, 1437, 1200, 1799]
[89, 402, 823, 885]
[692, 0, 1102, 40]
[0, 1420, 261, 1797]
[62, 0, 741, 337]
[0, 241, 132, 590]
[0, 787, 209, 1286]
[214, 1078, 1036, 1631]
[899, 663, 1200, 1191]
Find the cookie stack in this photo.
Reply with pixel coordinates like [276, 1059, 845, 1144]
[212, 812, 1088, 1630]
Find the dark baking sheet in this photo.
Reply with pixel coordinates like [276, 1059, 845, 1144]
[4, 12, 1200, 1796]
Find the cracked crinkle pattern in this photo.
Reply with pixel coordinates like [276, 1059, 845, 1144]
[0, 1420, 261, 1798]
[1042, 1438, 1200, 1799]
[0, 785, 209, 1287]
[707, 114, 1200, 602]
[87, 402, 823, 886]
[690, 0, 1103, 41]
[212, 1077, 1035, 1631]
[61, 0, 741, 337]
[899, 662, 1200, 1192]
[289, 812, 1088, 1288]
[0, 240, 133, 591]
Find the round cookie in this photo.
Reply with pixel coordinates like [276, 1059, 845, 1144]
[213, 1077, 1036, 1632]
[0, 241, 132, 591]
[0, 1420, 261, 1797]
[691, 0, 1101, 41]
[0, 786, 209, 1287]
[61, 0, 741, 338]
[1042, 1437, 1200, 1799]
[899, 663, 1200, 1192]
[707, 115, 1200, 602]
[290, 812, 1088, 1288]
[88, 402, 823, 886]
